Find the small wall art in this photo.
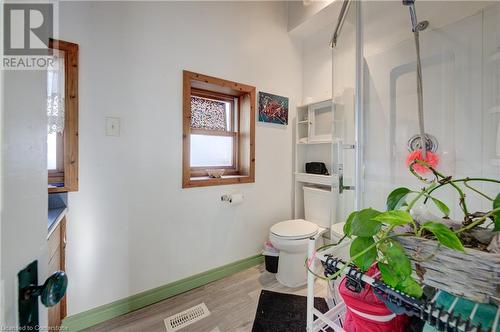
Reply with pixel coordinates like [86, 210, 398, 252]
[258, 92, 288, 125]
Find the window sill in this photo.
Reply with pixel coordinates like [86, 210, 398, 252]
[183, 174, 254, 188]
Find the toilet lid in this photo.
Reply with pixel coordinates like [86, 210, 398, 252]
[271, 219, 319, 239]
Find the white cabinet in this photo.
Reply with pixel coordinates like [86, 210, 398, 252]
[294, 98, 336, 229]
[296, 100, 334, 144]
[308, 100, 333, 143]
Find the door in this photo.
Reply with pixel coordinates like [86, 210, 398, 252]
[1, 69, 49, 327]
[331, 0, 358, 221]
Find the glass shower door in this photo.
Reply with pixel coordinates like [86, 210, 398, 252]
[360, 1, 500, 216]
[331, 1, 358, 222]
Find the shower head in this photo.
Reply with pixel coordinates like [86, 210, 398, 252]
[402, 0, 428, 32]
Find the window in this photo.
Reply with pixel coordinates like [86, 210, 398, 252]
[47, 39, 79, 193]
[189, 91, 237, 175]
[183, 71, 255, 188]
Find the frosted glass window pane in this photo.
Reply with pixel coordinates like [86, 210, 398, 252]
[47, 132, 57, 170]
[190, 134, 233, 167]
[314, 106, 332, 136]
[191, 96, 230, 131]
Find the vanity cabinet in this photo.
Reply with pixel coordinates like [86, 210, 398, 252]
[47, 217, 67, 328]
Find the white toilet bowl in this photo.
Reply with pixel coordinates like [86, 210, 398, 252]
[269, 186, 335, 288]
[269, 219, 325, 288]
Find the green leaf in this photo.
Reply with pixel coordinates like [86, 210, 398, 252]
[493, 194, 500, 232]
[380, 240, 412, 279]
[421, 222, 465, 252]
[343, 211, 357, 237]
[431, 197, 450, 217]
[399, 277, 423, 298]
[350, 236, 377, 272]
[386, 187, 411, 211]
[378, 262, 398, 287]
[372, 210, 413, 226]
[379, 264, 423, 298]
[350, 208, 382, 237]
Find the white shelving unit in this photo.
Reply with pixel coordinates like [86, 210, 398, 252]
[294, 98, 339, 227]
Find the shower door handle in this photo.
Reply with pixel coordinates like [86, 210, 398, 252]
[335, 141, 356, 194]
[338, 173, 355, 194]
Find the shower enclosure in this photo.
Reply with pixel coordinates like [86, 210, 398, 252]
[332, 1, 500, 221]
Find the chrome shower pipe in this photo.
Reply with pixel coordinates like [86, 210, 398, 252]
[330, 0, 351, 49]
[403, 0, 429, 158]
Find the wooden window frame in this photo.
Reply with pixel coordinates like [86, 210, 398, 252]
[183, 71, 255, 188]
[48, 39, 79, 193]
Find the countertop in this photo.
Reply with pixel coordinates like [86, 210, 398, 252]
[48, 192, 68, 237]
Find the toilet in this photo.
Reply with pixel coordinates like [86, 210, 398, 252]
[270, 186, 342, 288]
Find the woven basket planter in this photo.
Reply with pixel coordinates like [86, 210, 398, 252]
[397, 236, 500, 304]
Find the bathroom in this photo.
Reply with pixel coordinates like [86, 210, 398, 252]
[1, 1, 500, 331]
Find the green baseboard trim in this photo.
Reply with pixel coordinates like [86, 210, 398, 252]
[62, 254, 263, 331]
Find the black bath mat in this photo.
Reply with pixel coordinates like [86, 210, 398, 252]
[251, 290, 334, 332]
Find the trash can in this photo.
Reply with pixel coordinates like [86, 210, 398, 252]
[263, 241, 279, 273]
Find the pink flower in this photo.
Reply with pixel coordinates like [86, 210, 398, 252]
[406, 149, 439, 174]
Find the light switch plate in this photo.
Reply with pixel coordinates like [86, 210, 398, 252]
[105, 117, 120, 137]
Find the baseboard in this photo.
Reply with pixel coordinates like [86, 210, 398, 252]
[62, 254, 263, 331]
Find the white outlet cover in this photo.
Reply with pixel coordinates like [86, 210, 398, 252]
[106, 117, 120, 136]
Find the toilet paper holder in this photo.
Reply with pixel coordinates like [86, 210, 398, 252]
[221, 194, 243, 203]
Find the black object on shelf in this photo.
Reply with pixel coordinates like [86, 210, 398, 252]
[305, 162, 329, 175]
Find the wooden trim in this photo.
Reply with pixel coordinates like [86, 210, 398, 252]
[184, 70, 256, 94]
[249, 89, 256, 181]
[48, 170, 64, 184]
[182, 70, 255, 188]
[62, 254, 263, 331]
[237, 98, 241, 175]
[59, 217, 67, 319]
[182, 71, 192, 187]
[48, 39, 79, 193]
[184, 175, 254, 188]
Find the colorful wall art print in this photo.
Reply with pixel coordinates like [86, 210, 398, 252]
[258, 92, 289, 125]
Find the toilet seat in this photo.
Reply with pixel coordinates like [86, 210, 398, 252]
[270, 219, 319, 240]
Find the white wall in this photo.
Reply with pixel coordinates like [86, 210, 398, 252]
[1, 70, 48, 327]
[288, 0, 332, 32]
[58, 1, 302, 315]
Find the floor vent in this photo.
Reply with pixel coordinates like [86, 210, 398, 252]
[164, 303, 210, 332]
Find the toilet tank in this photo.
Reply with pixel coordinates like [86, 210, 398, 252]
[303, 186, 332, 228]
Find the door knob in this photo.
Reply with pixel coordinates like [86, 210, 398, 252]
[18, 261, 68, 329]
[22, 270, 68, 307]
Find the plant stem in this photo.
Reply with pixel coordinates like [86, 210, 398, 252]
[410, 160, 470, 216]
[406, 184, 436, 211]
[463, 181, 493, 201]
[456, 207, 500, 233]
[425, 178, 500, 203]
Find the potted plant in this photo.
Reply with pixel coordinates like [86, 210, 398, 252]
[330, 157, 500, 303]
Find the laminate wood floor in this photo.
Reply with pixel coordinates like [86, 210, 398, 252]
[86, 264, 328, 332]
